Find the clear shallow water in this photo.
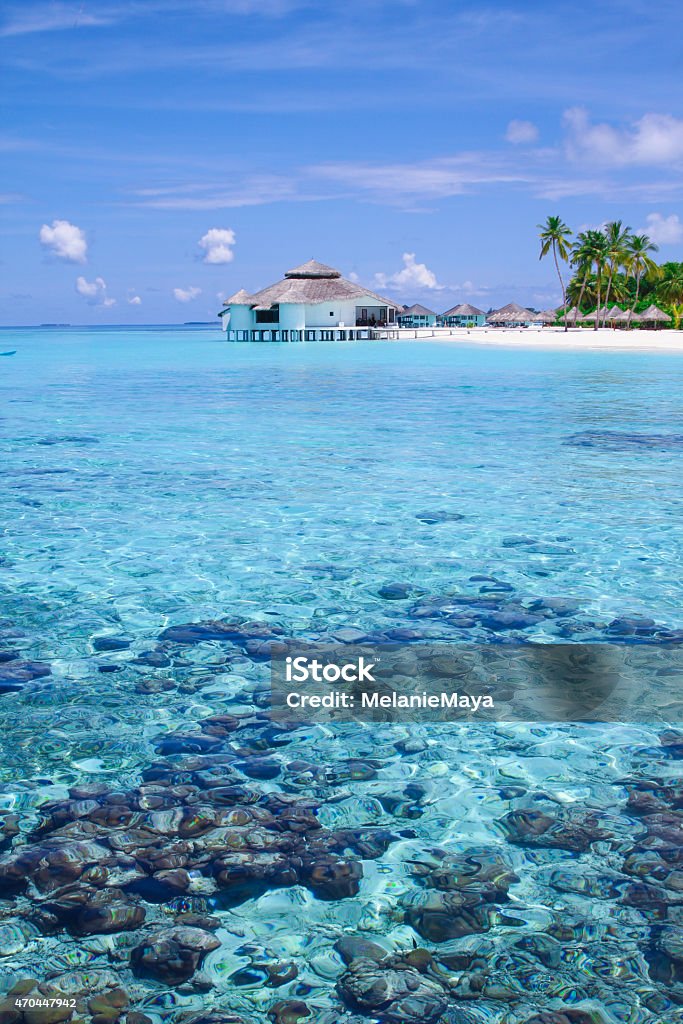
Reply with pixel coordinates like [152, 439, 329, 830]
[1, 327, 683, 1022]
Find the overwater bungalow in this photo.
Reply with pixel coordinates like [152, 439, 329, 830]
[398, 303, 437, 328]
[219, 259, 401, 341]
[487, 302, 535, 327]
[439, 303, 486, 328]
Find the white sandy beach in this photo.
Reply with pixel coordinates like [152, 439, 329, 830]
[422, 327, 683, 353]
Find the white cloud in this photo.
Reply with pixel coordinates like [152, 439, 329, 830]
[198, 227, 236, 264]
[1, 3, 115, 37]
[76, 276, 104, 298]
[128, 295, 142, 305]
[456, 279, 490, 297]
[564, 108, 683, 167]
[505, 119, 538, 144]
[75, 275, 115, 306]
[640, 212, 683, 245]
[374, 253, 442, 292]
[173, 286, 202, 302]
[40, 219, 87, 263]
[134, 175, 299, 210]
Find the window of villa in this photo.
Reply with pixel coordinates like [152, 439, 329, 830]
[330, 311, 334, 316]
[255, 308, 279, 324]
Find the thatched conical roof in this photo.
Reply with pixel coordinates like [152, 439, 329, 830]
[442, 302, 485, 317]
[611, 308, 640, 322]
[487, 302, 534, 323]
[400, 303, 436, 316]
[535, 309, 557, 323]
[275, 285, 311, 304]
[640, 304, 672, 322]
[558, 305, 582, 322]
[224, 288, 254, 305]
[240, 260, 400, 311]
[285, 259, 341, 279]
[580, 305, 610, 322]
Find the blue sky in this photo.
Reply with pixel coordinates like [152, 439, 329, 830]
[2, 0, 683, 324]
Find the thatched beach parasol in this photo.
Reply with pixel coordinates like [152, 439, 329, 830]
[611, 308, 639, 323]
[535, 310, 557, 324]
[558, 306, 582, 323]
[639, 304, 672, 325]
[580, 306, 610, 323]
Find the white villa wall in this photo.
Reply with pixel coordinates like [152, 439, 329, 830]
[228, 306, 252, 330]
[278, 303, 306, 331]
[304, 295, 395, 327]
[304, 298, 358, 327]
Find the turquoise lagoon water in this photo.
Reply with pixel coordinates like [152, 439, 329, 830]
[1, 327, 683, 1022]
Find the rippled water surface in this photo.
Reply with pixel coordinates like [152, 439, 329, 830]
[1, 327, 683, 1023]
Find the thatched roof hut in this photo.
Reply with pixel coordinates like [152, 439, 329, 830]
[639, 304, 672, 323]
[225, 288, 254, 304]
[401, 303, 436, 317]
[225, 260, 399, 311]
[558, 306, 583, 323]
[442, 303, 485, 317]
[487, 302, 534, 324]
[535, 309, 557, 324]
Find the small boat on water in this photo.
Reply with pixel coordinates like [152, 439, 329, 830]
[0, 350, 16, 356]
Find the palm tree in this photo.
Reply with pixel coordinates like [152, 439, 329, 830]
[602, 220, 631, 327]
[567, 270, 598, 310]
[538, 215, 572, 331]
[625, 234, 659, 327]
[657, 263, 683, 329]
[569, 230, 602, 321]
[581, 230, 609, 330]
[657, 263, 683, 304]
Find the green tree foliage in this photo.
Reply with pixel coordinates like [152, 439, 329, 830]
[554, 220, 680, 328]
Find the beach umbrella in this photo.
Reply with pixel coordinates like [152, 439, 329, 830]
[558, 306, 581, 323]
[639, 304, 672, 324]
[609, 308, 642, 327]
[606, 305, 623, 321]
[535, 310, 557, 324]
[580, 305, 610, 322]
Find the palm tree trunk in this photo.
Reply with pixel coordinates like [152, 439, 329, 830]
[594, 269, 601, 331]
[603, 266, 614, 328]
[575, 271, 589, 325]
[552, 242, 568, 332]
[628, 273, 641, 328]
